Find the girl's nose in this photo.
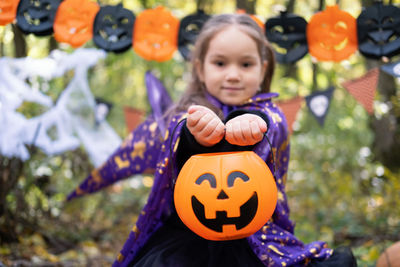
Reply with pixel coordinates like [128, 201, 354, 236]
[226, 66, 240, 81]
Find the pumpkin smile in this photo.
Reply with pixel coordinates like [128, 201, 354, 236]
[191, 192, 258, 232]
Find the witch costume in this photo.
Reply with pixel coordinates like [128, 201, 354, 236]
[67, 93, 335, 267]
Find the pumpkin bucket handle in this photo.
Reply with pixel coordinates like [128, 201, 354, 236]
[168, 118, 277, 187]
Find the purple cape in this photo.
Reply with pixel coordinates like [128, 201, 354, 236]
[67, 93, 333, 267]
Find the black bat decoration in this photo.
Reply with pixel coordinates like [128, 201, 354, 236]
[357, 2, 400, 59]
[265, 11, 308, 64]
[93, 4, 135, 53]
[178, 10, 210, 61]
[16, 0, 61, 36]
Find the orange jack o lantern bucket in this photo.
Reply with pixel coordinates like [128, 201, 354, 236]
[174, 151, 277, 241]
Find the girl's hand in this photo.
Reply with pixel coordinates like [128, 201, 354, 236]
[187, 105, 225, 147]
[225, 114, 267, 146]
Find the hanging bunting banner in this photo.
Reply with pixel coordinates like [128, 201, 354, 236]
[133, 6, 179, 62]
[178, 10, 210, 61]
[53, 0, 100, 48]
[265, 11, 308, 64]
[307, 5, 358, 62]
[123, 107, 145, 133]
[3, 2, 400, 61]
[381, 61, 400, 78]
[0, 0, 19, 25]
[357, 2, 400, 59]
[276, 96, 303, 134]
[16, 0, 61, 36]
[342, 68, 379, 115]
[93, 4, 135, 53]
[305, 87, 335, 126]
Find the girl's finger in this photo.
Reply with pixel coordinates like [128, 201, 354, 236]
[257, 118, 267, 133]
[200, 117, 221, 137]
[187, 110, 204, 127]
[250, 120, 263, 141]
[240, 120, 252, 141]
[204, 122, 225, 144]
[225, 123, 234, 144]
[232, 120, 245, 144]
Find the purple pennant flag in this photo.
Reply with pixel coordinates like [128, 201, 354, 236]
[305, 87, 335, 126]
[381, 61, 400, 78]
[145, 71, 173, 136]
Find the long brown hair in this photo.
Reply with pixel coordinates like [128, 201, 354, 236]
[167, 13, 276, 119]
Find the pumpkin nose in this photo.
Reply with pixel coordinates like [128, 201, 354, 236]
[217, 190, 229, 199]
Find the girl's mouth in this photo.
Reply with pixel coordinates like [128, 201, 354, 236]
[222, 87, 243, 91]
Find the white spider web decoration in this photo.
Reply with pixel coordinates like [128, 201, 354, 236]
[0, 48, 121, 167]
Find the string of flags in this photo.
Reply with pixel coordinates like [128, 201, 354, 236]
[277, 66, 393, 133]
[1, 0, 400, 63]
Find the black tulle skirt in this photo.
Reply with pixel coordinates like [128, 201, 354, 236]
[130, 212, 357, 267]
[309, 246, 357, 267]
[130, 212, 265, 267]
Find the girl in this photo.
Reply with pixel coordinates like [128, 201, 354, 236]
[68, 14, 356, 267]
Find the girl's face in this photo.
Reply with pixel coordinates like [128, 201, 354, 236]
[197, 26, 267, 106]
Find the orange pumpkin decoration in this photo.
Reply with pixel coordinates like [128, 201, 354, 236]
[307, 5, 358, 62]
[133, 6, 179, 62]
[174, 151, 277, 241]
[53, 0, 100, 48]
[0, 0, 19, 25]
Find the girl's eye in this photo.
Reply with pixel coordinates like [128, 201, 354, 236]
[242, 62, 252, 68]
[215, 61, 225, 67]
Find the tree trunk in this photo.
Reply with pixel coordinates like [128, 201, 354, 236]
[49, 36, 58, 53]
[12, 24, 27, 58]
[0, 156, 24, 242]
[286, 0, 296, 13]
[236, 0, 256, 13]
[0, 29, 4, 57]
[367, 60, 400, 171]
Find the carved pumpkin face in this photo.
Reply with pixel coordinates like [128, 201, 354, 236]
[178, 10, 210, 61]
[0, 0, 19, 25]
[53, 0, 100, 48]
[16, 0, 61, 36]
[307, 5, 358, 62]
[93, 4, 135, 53]
[133, 6, 179, 62]
[174, 151, 277, 241]
[357, 2, 400, 59]
[265, 11, 308, 64]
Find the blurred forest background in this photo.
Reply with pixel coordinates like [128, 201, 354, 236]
[1, 0, 400, 266]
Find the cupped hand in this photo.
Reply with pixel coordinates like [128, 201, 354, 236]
[186, 105, 225, 147]
[225, 114, 267, 146]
